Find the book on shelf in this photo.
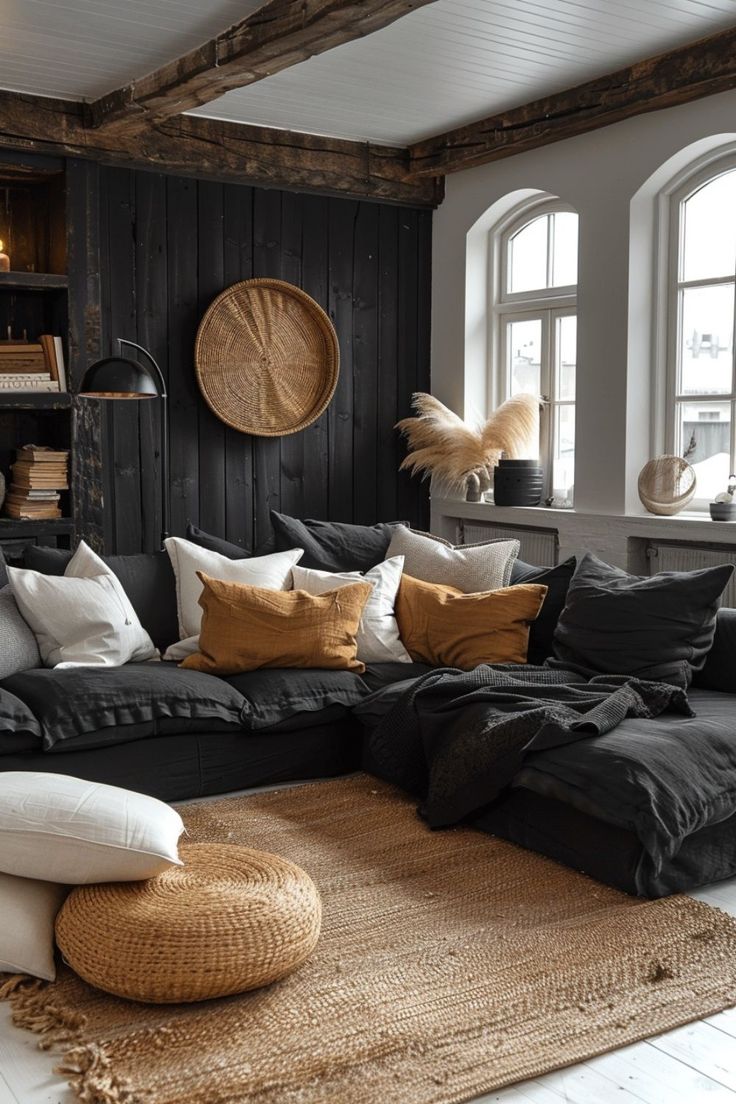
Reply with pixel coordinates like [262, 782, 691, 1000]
[17, 445, 69, 463]
[4, 503, 62, 520]
[39, 335, 67, 392]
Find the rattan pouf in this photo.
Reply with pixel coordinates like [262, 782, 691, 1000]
[55, 843, 322, 1004]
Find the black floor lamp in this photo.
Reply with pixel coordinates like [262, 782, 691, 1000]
[79, 338, 169, 546]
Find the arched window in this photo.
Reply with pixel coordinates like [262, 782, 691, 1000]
[491, 200, 578, 506]
[665, 159, 736, 504]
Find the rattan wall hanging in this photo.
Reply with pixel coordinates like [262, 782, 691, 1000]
[194, 278, 339, 437]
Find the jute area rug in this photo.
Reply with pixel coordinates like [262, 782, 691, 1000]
[3, 774, 736, 1104]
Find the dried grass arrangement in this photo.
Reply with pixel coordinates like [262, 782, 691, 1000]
[396, 392, 540, 494]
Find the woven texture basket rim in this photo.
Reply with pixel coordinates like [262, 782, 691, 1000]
[194, 278, 339, 437]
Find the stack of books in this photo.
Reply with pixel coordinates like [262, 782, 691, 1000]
[0, 335, 67, 392]
[5, 444, 69, 519]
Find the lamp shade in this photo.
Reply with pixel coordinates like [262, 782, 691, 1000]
[79, 356, 159, 399]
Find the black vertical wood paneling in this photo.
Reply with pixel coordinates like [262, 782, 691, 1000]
[197, 181, 226, 538]
[99, 169, 430, 552]
[166, 177, 199, 541]
[352, 204, 379, 525]
[134, 172, 167, 551]
[223, 184, 254, 552]
[299, 194, 330, 522]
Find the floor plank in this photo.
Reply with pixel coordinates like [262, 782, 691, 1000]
[649, 1022, 736, 1092]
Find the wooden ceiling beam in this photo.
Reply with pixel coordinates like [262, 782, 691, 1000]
[0, 91, 443, 207]
[409, 24, 736, 176]
[87, 0, 440, 130]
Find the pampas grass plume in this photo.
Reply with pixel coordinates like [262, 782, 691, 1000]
[396, 392, 540, 493]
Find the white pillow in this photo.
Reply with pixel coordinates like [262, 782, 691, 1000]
[7, 541, 157, 669]
[0, 872, 67, 980]
[0, 773, 184, 884]
[164, 537, 303, 649]
[291, 557, 411, 664]
[385, 525, 519, 593]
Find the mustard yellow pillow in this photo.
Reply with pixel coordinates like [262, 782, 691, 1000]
[395, 575, 547, 668]
[180, 572, 373, 675]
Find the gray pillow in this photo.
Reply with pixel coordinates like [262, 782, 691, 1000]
[386, 525, 518, 592]
[0, 585, 41, 679]
[549, 552, 734, 687]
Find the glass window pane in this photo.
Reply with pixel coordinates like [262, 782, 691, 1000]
[679, 401, 731, 501]
[508, 215, 548, 293]
[551, 212, 578, 287]
[552, 405, 575, 506]
[679, 284, 734, 396]
[507, 318, 542, 396]
[555, 314, 576, 400]
[682, 170, 736, 283]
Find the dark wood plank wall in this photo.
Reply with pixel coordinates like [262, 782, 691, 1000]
[98, 166, 431, 554]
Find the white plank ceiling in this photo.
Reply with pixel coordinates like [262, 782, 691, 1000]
[0, 0, 262, 101]
[189, 0, 736, 144]
[0, 0, 736, 144]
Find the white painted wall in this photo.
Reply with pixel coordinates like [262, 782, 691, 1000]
[431, 89, 736, 516]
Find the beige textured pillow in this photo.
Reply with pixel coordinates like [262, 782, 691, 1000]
[386, 526, 518, 593]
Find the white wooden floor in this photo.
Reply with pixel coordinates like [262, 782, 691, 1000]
[1, 795, 736, 1104]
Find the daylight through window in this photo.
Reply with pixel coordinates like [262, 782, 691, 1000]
[492, 203, 578, 506]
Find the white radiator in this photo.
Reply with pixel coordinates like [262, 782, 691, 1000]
[647, 542, 736, 608]
[459, 521, 558, 567]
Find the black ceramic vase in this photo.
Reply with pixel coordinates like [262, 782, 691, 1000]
[493, 458, 544, 506]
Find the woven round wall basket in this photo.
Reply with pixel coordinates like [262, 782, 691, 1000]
[194, 278, 339, 437]
[638, 455, 697, 516]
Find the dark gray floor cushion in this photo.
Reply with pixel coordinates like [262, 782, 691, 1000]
[0, 663, 247, 752]
[549, 552, 733, 686]
[23, 546, 179, 653]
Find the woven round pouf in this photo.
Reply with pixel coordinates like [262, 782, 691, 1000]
[55, 843, 321, 1004]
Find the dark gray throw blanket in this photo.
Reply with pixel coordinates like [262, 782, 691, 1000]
[364, 665, 692, 829]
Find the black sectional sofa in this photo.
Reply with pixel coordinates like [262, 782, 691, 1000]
[3, 535, 736, 901]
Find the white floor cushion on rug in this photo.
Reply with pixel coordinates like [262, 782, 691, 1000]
[291, 556, 411, 664]
[7, 541, 157, 668]
[164, 537, 303, 649]
[0, 773, 184, 884]
[0, 872, 67, 980]
[385, 525, 519, 593]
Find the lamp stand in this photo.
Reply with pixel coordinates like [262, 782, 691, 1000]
[117, 339, 170, 547]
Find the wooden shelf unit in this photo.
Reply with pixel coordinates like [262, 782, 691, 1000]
[0, 151, 72, 558]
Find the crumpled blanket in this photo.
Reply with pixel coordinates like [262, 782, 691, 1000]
[364, 664, 692, 828]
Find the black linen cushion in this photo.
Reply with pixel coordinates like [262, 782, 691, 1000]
[270, 510, 405, 571]
[549, 551, 734, 686]
[1, 663, 247, 752]
[693, 608, 736, 692]
[0, 686, 42, 754]
[507, 557, 576, 664]
[185, 522, 249, 560]
[222, 668, 369, 731]
[23, 545, 179, 652]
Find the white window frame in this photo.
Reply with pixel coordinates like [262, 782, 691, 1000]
[489, 197, 577, 504]
[658, 148, 736, 510]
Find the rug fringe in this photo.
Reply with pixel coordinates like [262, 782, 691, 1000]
[56, 1043, 139, 1104]
[0, 974, 87, 1051]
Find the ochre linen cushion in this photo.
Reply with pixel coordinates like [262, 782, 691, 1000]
[181, 573, 373, 676]
[395, 575, 547, 668]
